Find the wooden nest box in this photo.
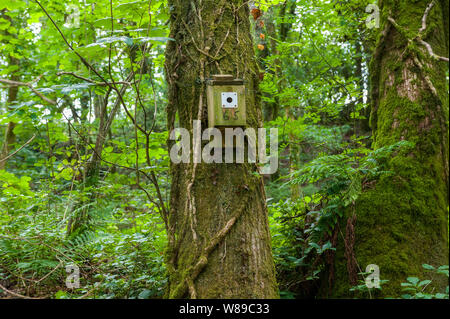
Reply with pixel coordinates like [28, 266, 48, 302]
[206, 74, 246, 128]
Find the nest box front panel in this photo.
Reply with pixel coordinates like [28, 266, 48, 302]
[207, 84, 246, 127]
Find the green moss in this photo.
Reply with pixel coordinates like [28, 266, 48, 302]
[164, 0, 278, 299]
[321, 0, 449, 298]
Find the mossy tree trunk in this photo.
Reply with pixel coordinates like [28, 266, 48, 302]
[323, 0, 449, 298]
[164, 0, 279, 299]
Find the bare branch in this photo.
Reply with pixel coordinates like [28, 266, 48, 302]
[56, 72, 133, 86]
[417, 1, 449, 62]
[0, 135, 36, 164]
[387, 9, 449, 63]
[0, 78, 56, 105]
[35, 0, 148, 134]
[419, 1, 435, 34]
[0, 282, 39, 299]
[418, 39, 449, 62]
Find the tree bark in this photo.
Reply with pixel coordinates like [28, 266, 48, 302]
[321, 0, 449, 298]
[0, 12, 19, 170]
[164, 0, 278, 298]
[0, 59, 19, 170]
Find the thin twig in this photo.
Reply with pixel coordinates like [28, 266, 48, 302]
[419, 1, 435, 33]
[56, 72, 133, 86]
[0, 135, 36, 163]
[0, 282, 40, 299]
[35, 0, 148, 135]
[418, 39, 449, 62]
[388, 2, 449, 63]
[0, 78, 56, 104]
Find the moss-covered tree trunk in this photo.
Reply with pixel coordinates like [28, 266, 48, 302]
[164, 0, 279, 299]
[323, 0, 449, 298]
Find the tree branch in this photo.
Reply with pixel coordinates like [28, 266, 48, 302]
[419, 1, 435, 33]
[0, 78, 56, 105]
[418, 39, 449, 62]
[387, 4, 449, 63]
[418, 1, 449, 62]
[0, 282, 39, 299]
[0, 135, 36, 164]
[56, 72, 134, 86]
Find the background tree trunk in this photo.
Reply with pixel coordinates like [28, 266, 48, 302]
[0, 68, 19, 170]
[0, 14, 19, 170]
[164, 0, 279, 299]
[321, 0, 449, 298]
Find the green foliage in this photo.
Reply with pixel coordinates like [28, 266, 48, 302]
[269, 140, 415, 296]
[400, 264, 449, 299]
[0, 179, 168, 298]
[0, 0, 171, 298]
[349, 279, 389, 296]
[0, 0, 447, 300]
[288, 140, 414, 236]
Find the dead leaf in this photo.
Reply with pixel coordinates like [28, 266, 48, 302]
[251, 8, 262, 20]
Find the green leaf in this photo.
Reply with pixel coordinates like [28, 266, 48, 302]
[54, 290, 68, 299]
[0, 18, 11, 30]
[87, 36, 134, 47]
[402, 287, 417, 292]
[422, 264, 435, 270]
[436, 269, 449, 276]
[0, 0, 25, 10]
[17, 261, 32, 269]
[57, 83, 94, 94]
[407, 277, 420, 286]
[418, 280, 431, 287]
[138, 36, 174, 43]
[138, 289, 152, 299]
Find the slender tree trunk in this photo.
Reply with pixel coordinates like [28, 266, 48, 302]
[286, 109, 300, 200]
[0, 12, 19, 170]
[321, 0, 449, 298]
[355, 37, 371, 134]
[0, 57, 19, 170]
[164, 0, 278, 298]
